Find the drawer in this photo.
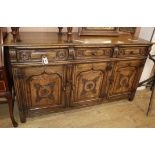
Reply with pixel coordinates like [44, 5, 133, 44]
[75, 48, 113, 59]
[15, 49, 68, 62]
[118, 47, 148, 58]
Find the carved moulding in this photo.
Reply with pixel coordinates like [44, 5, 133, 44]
[78, 27, 137, 36]
[78, 27, 119, 36]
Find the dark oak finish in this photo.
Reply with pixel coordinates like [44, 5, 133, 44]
[0, 28, 18, 127]
[3, 31, 152, 123]
[78, 27, 137, 36]
[58, 27, 63, 34]
[58, 27, 73, 35]
[79, 27, 119, 36]
[67, 27, 73, 35]
[108, 60, 145, 100]
[11, 27, 20, 42]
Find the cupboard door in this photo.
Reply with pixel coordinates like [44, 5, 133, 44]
[71, 62, 112, 106]
[28, 73, 62, 108]
[14, 65, 66, 111]
[108, 60, 145, 99]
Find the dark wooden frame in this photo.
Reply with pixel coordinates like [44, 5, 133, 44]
[119, 27, 136, 34]
[0, 28, 18, 127]
[78, 27, 119, 36]
[78, 27, 138, 36]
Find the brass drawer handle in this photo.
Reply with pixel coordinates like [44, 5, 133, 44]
[113, 47, 119, 57]
[68, 48, 75, 60]
[42, 56, 48, 65]
[91, 51, 97, 56]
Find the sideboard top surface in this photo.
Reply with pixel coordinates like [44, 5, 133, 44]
[3, 32, 152, 47]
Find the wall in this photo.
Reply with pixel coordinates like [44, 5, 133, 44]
[138, 27, 155, 89]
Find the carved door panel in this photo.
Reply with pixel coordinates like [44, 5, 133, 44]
[108, 60, 145, 98]
[24, 65, 66, 110]
[71, 62, 112, 106]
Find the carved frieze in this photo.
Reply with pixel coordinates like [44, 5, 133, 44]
[17, 50, 31, 62]
[68, 48, 75, 60]
[9, 50, 17, 61]
[118, 47, 147, 57]
[56, 50, 66, 60]
[76, 48, 113, 58]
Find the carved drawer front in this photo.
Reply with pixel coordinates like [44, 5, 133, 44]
[0, 70, 6, 92]
[118, 47, 148, 58]
[15, 49, 68, 62]
[108, 60, 145, 98]
[75, 48, 113, 59]
[71, 62, 113, 106]
[22, 65, 66, 110]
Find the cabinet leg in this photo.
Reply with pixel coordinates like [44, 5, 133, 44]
[19, 111, 26, 123]
[128, 91, 136, 101]
[7, 95, 18, 127]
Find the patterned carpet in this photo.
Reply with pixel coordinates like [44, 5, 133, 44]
[0, 89, 155, 128]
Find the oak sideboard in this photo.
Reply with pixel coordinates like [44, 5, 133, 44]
[3, 32, 152, 123]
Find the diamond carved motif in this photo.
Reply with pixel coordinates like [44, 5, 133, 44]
[34, 83, 55, 103]
[119, 75, 129, 88]
[80, 76, 100, 96]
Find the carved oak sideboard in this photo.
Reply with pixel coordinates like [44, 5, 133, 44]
[3, 32, 152, 123]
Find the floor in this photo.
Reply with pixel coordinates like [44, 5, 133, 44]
[0, 90, 155, 128]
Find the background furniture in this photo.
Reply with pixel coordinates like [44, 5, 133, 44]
[138, 28, 155, 115]
[78, 27, 138, 36]
[147, 55, 155, 115]
[0, 28, 18, 127]
[4, 28, 152, 123]
[138, 54, 155, 115]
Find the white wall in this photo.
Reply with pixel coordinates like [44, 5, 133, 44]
[139, 27, 154, 41]
[138, 27, 155, 89]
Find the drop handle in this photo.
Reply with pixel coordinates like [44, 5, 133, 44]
[91, 51, 97, 56]
[42, 55, 48, 65]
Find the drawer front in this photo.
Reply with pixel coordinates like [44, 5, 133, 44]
[75, 48, 113, 59]
[118, 47, 149, 58]
[11, 49, 68, 63]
